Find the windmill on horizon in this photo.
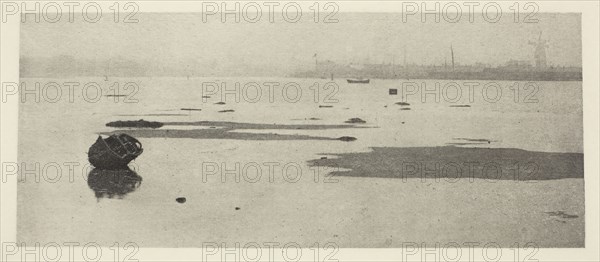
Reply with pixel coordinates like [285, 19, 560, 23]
[529, 32, 549, 68]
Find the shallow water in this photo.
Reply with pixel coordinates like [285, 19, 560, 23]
[17, 77, 584, 247]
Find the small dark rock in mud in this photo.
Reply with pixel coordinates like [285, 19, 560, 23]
[181, 108, 202, 111]
[396, 102, 410, 106]
[215, 102, 226, 105]
[218, 109, 235, 113]
[345, 118, 366, 124]
[399, 108, 411, 111]
[176, 197, 186, 204]
[106, 119, 163, 129]
[338, 136, 357, 142]
[449, 105, 471, 108]
[319, 105, 333, 108]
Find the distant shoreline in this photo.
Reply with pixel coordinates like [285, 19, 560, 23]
[19, 75, 584, 82]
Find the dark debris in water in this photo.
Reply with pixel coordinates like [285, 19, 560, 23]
[545, 211, 579, 219]
[345, 118, 366, 124]
[454, 138, 492, 144]
[291, 117, 322, 121]
[447, 142, 488, 146]
[106, 119, 163, 129]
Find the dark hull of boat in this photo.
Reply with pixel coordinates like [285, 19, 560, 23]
[347, 79, 370, 84]
[88, 135, 142, 169]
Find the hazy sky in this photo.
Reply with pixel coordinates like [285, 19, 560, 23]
[21, 13, 581, 74]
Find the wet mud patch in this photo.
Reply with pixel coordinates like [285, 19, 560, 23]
[106, 120, 163, 128]
[116, 114, 188, 117]
[308, 147, 583, 180]
[103, 121, 368, 141]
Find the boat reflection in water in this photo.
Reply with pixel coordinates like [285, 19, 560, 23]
[87, 168, 142, 200]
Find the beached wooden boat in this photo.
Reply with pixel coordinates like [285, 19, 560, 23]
[88, 134, 143, 169]
[347, 78, 370, 84]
